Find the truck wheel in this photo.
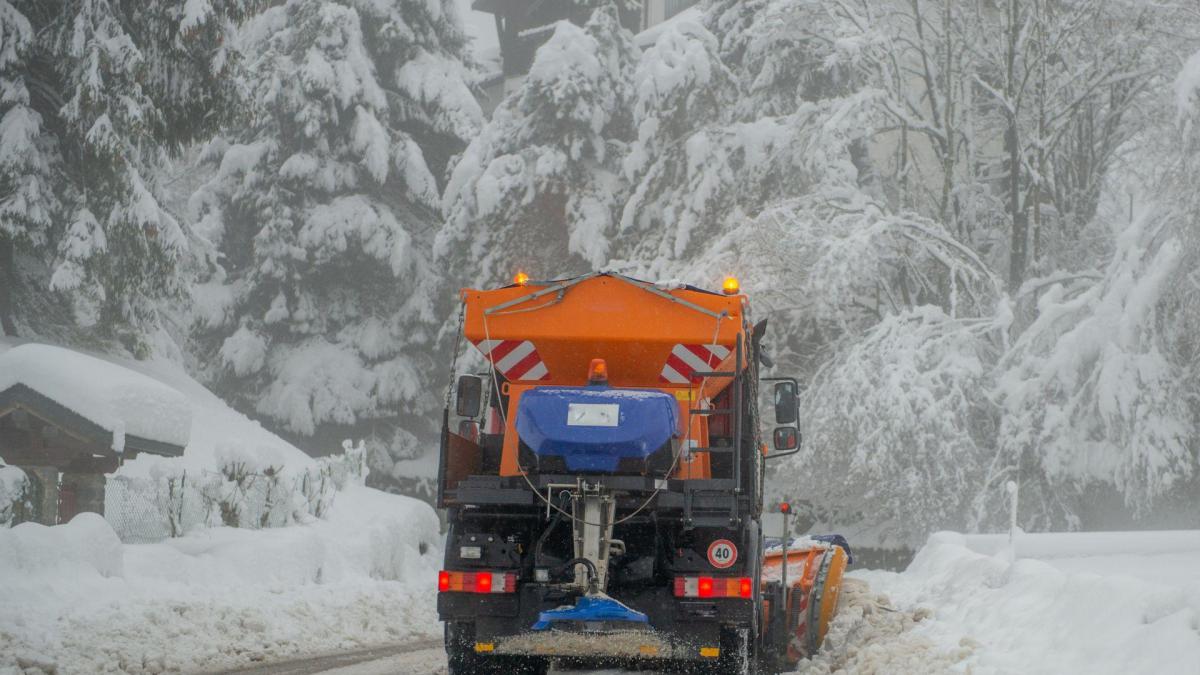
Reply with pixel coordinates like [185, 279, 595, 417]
[511, 656, 549, 675]
[444, 622, 498, 675]
[444, 623, 548, 675]
[703, 627, 757, 675]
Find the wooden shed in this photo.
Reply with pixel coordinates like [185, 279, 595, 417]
[0, 344, 190, 525]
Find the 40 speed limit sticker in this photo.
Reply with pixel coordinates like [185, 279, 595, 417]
[707, 539, 738, 569]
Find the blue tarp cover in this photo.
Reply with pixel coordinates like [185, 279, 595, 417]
[516, 386, 677, 473]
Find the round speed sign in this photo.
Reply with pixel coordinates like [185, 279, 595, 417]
[707, 539, 738, 569]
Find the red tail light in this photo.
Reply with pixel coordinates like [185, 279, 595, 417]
[438, 570, 517, 594]
[674, 576, 753, 599]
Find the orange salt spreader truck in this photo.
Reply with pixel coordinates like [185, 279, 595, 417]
[436, 272, 850, 675]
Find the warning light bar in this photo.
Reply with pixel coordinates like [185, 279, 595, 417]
[439, 570, 517, 594]
[673, 576, 753, 599]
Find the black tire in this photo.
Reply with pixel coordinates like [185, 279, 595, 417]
[700, 627, 757, 675]
[445, 622, 496, 675]
[444, 622, 548, 675]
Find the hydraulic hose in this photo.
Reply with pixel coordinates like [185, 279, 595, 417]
[533, 491, 572, 567]
[557, 557, 600, 593]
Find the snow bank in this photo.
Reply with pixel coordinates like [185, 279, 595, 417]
[0, 343, 191, 451]
[793, 578, 972, 674]
[0, 486, 441, 674]
[0, 513, 123, 578]
[853, 533, 1200, 675]
[935, 529, 1200, 559]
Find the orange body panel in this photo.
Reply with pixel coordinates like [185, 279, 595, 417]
[463, 275, 751, 480]
[462, 276, 745, 388]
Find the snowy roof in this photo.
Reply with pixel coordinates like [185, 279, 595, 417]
[0, 344, 191, 454]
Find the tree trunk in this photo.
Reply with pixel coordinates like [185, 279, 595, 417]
[1005, 0, 1026, 296]
[1007, 120, 1027, 295]
[0, 237, 18, 336]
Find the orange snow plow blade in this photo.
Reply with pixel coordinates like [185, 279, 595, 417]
[763, 541, 849, 660]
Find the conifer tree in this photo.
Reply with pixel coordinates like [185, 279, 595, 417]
[191, 0, 481, 466]
[0, 0, 248, 351]
[436, 4, 639, 286]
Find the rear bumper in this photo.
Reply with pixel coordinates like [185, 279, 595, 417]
[491, 627, 706, 661]
[439, 584, 752, 662]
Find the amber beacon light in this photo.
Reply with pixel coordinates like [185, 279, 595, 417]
[722, 276, 740, 295]
[513, 270, 530, 286]
[588, 358, 609, 385]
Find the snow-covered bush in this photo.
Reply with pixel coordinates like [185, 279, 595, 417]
[105, 441, 369, 540]
[0, 464, 30, 527]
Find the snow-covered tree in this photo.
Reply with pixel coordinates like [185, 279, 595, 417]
[993, 213, 1192, 531]
[982, 47, 1200, 531]
[436, 4, 639, 286]
[706, 0, 872, 117]
[0, 0, 248, 351]
[718, 192, 1006, 544]
[191, 0, 481, 465]
[785, 306, 1002, 546]
[613, 13, 879, 280]
[0, 1, 58, 336]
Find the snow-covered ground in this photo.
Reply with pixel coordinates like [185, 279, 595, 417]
[0, 338, 443, 674]
[0, 487, 441, 674]
[810, 530, 1200, 675]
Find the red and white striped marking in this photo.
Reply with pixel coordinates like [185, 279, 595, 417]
[473, 339, 550, 381]
[660, 343, 732, 383]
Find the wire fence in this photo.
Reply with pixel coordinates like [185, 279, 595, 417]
[103, 443, 366, 543]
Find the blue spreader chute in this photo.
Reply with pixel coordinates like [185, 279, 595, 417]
[531, 593, 650, 631]
[516, 386, 678, 473]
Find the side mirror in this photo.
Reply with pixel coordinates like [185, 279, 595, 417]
[773, 380, 799, 425]
[455, 375, 483, 418]
[773, 427, 801, 452]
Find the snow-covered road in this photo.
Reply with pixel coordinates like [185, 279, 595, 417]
[213, 641, 447, 675]
[6, 518, 1198, 674]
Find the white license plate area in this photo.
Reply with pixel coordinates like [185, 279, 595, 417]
[566, 403, 619, 427]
